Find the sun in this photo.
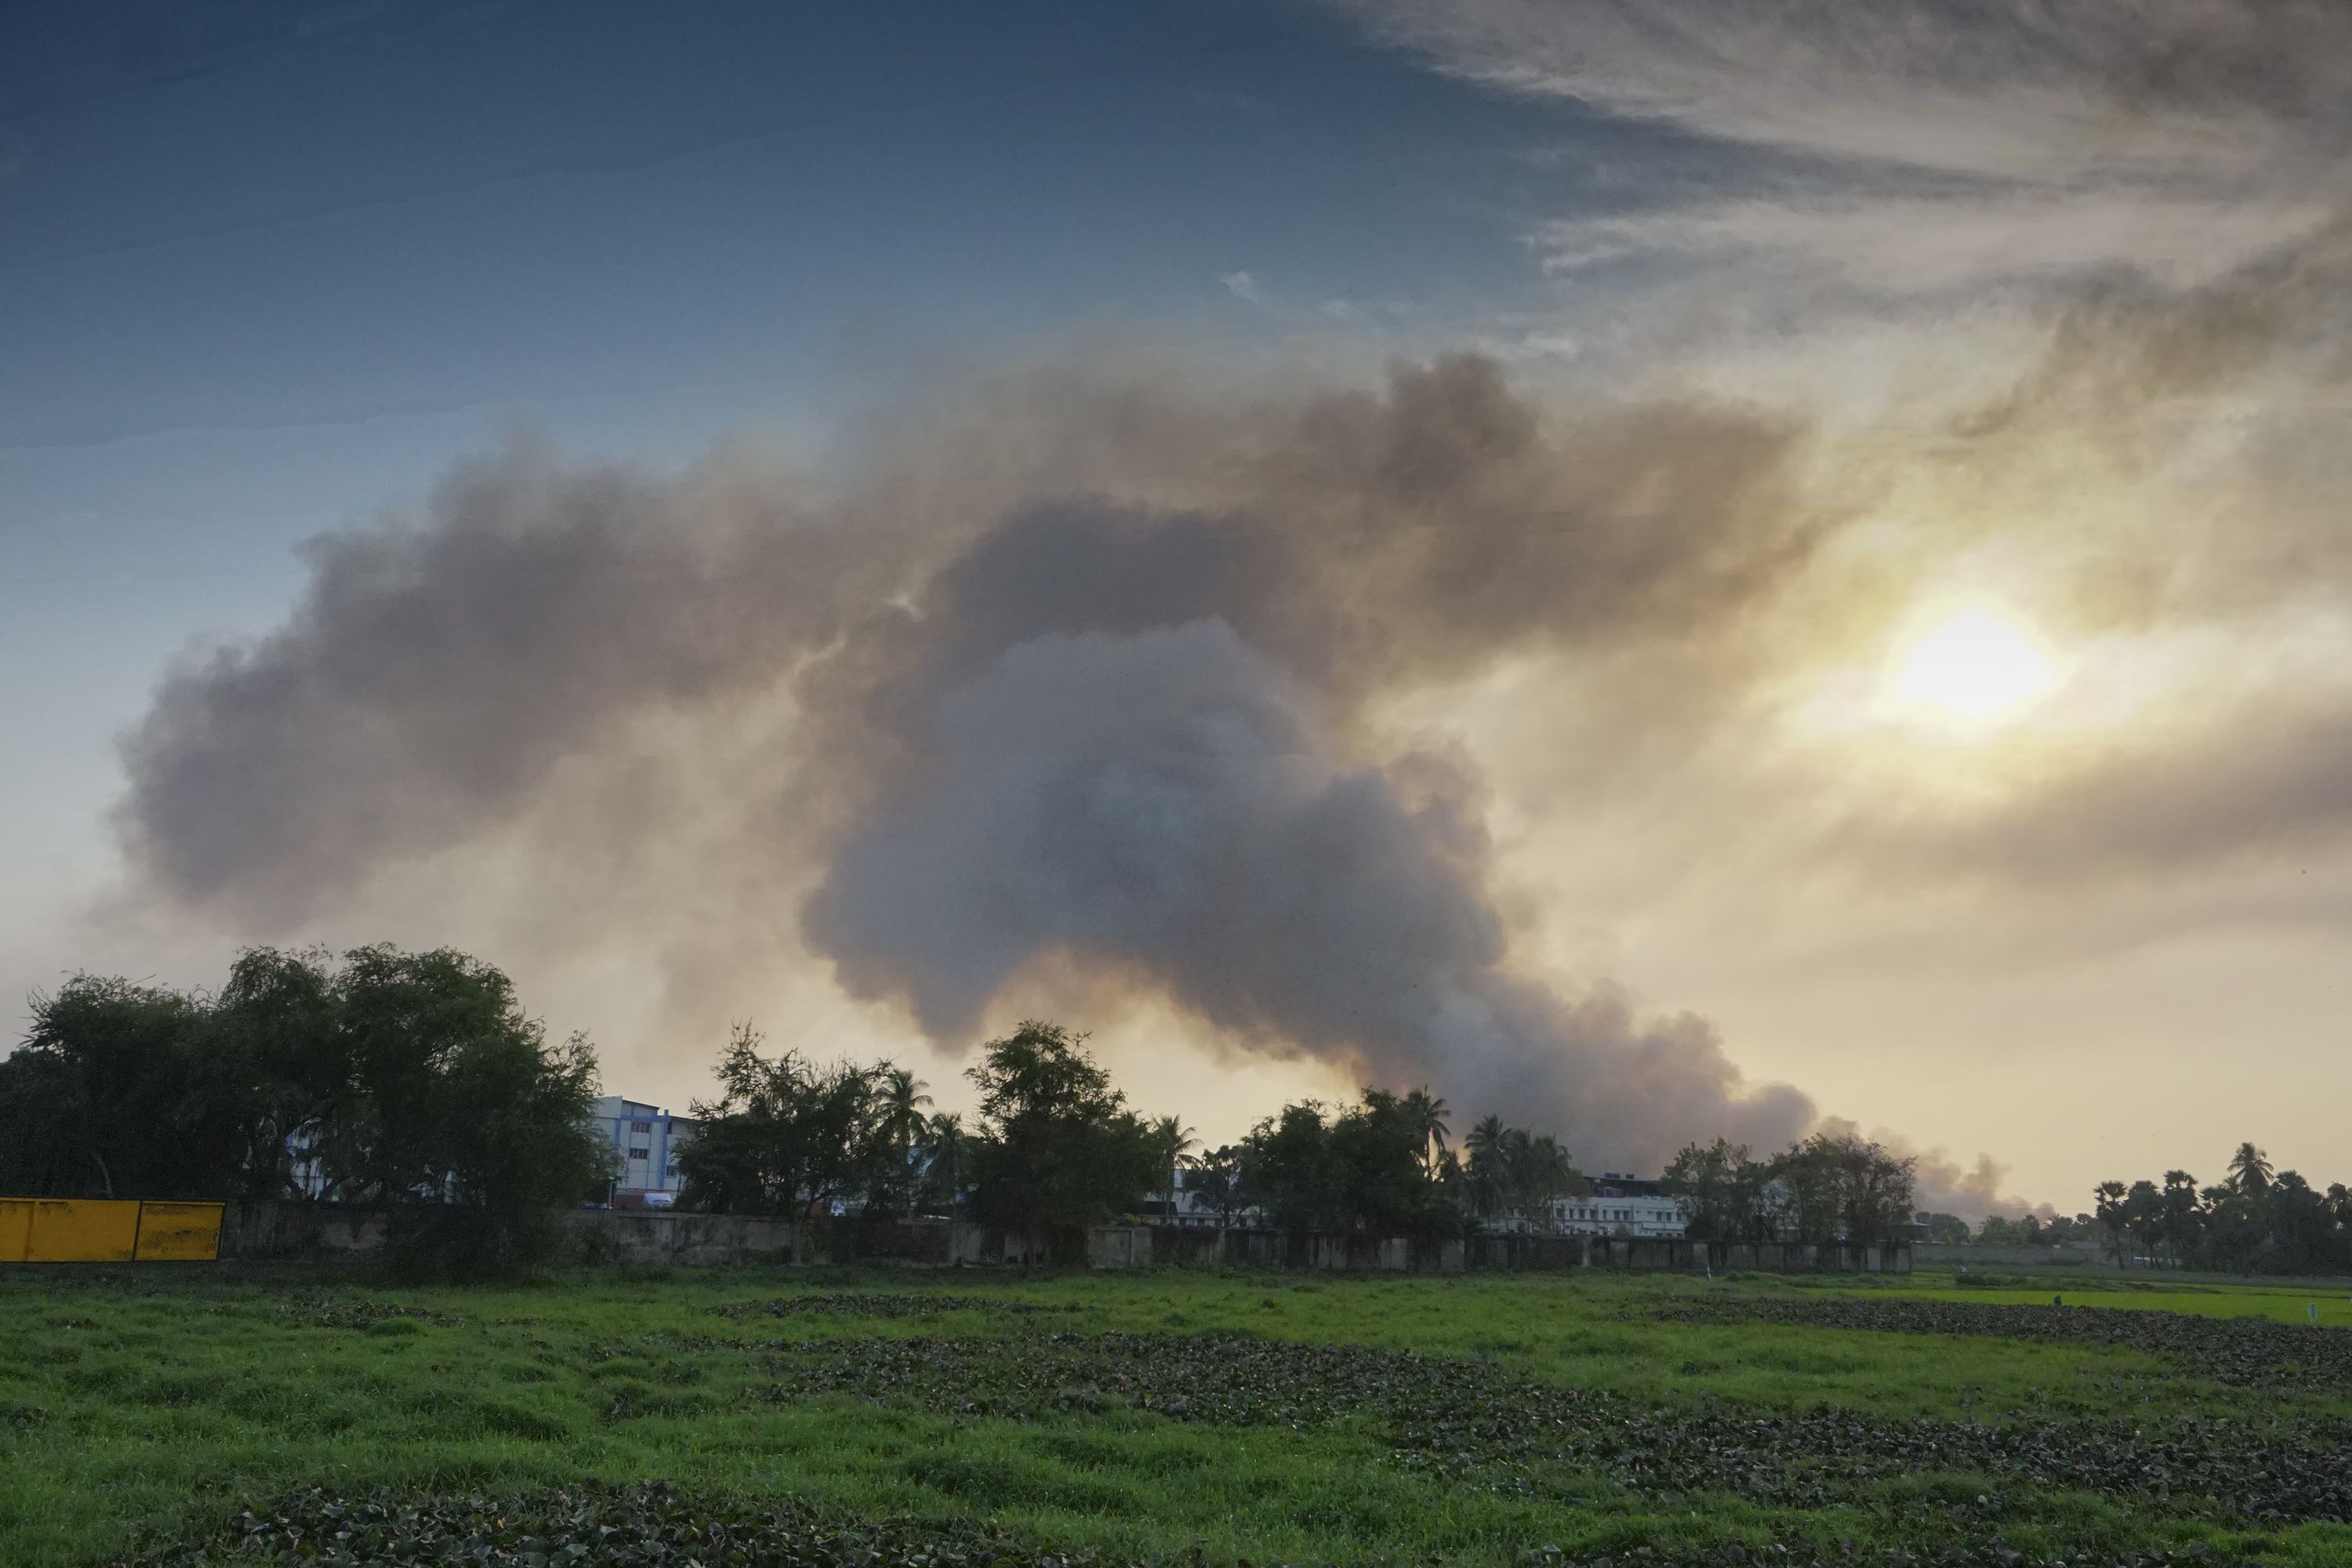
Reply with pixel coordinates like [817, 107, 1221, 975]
[1893, 608, 2057, 721]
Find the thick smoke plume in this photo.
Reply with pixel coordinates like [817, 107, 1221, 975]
[118, 356, 1831, 1169]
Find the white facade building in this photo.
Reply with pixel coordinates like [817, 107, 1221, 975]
[590, 1096, 688, 1207]
[1551, 1174, 1687, 1238]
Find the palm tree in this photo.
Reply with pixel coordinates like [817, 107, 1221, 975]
[2092, 1179, 2131, 1265]
[923, 1110, 967, 1214]
[872, 1065, 932, 1210]
[2227, 1142, 2272, 1196]
[1152, 1114, 1196, 1222]
[1525, 1134, 1577, 1210]
[1403, 1087, 1450, 1175]
[2160, 1170, 2201, 1267]
[876, 1066, 932, 1150]
[1465, 1114, 1510, 1218]
[1432, 1147, 1465, 1203]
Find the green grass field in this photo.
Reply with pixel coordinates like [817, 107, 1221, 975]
[5, 1263, 2351, 1566]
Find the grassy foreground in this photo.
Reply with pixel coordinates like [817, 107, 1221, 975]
[5, 1263, 2352, 1566]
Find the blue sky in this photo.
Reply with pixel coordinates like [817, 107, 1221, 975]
[2, 0, 1628, 967]
[0, 0, 1661, 782]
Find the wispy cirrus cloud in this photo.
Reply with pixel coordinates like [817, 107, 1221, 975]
[1334, 0, 2351, 179]
[1535, 191, 2342, 294]
[1335, 0, 2352, 293]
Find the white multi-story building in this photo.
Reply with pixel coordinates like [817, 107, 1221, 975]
[1552, 1174, 1688, 1238]
[589, 1096, 688, 1207]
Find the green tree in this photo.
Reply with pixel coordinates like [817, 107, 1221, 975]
[1402, 1087, 1450, 1175]
[963, 1022, 1160, 1250]
[2159, 1171, 2204, 1268]
[1186, 1143, 1246, 1225]
[2328, 1184, 2352, 1273]
[2122, 1179, 2166, 1264]
[2227, 1142, 2273, 1196]
[423, 1013, 608, 1267]
[0, 976, 222, 1199]
[2200, 1180, 2269, 1274]
[318, 945, 612, 1269]
[2093, 1179, 2131, 1265]
[1240, 1102, 1339, 1232]
[1150, 1114, 1197, 1221]
[1463, 1114, 1511, 1219]
[1, 944, 607, 1271]
[677, 1025, 882, 1217]
[1332, 1091, 1461, 1238]
[2268, 1171, 2334, 1274]
[920, 1110, 970, 1215]
[1772, 1134, 1915, 1246]
[209, 946, 349, 1197]
[1239, 1091, 1464, 1240]
[318, 945, 556, 1205]
[1976, 1214, 2027, 1246]
[1665, 1139, 1764, 1243]
[867, 1065, 933, 1217]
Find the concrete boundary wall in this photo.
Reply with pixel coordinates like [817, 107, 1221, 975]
[1914, 1243, 2108, 1269]
[212, 1202, 1907, 1275]
[1091, 1227, 1903, 1275]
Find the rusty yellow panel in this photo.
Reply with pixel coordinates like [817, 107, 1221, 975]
[0, 1199, 31, 1263]
[135, 1201, 224, 1262]
[25, 1199, 140, 1263]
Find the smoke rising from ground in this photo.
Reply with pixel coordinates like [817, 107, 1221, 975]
[107, 194, 2350, 1200]
[807, 619, 1813, 1160]
[118, 356, 1832, 1171]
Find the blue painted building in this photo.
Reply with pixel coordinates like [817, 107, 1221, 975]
[588, 1097, 688, 1207]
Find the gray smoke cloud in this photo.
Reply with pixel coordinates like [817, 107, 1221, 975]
[806, 619, 1812, 1159]
[117, 355, 1831, 1168]
[103, 107, 2350, 1200]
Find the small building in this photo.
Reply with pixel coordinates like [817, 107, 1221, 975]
[588, 1096, 689, 1207]
[1142, 1164, 1262, 1227]
[1551, 1173, 1688, 1238]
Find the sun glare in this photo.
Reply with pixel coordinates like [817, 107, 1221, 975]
[1893, 608, 2057, 722]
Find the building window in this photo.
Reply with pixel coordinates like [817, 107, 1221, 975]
[629, 1145, 651, 1160]
[631, 1120, 654, 1135]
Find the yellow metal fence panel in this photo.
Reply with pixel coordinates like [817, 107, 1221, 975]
[134, 1201, 225, 1261]
[25, 1199, 141, 1262]
[0, 1197, 227, 1263]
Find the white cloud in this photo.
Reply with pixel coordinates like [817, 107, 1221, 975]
[1475, 328, 1581, 361]
[1219, 268, 1265, 305]
[1334, 0, 2352, 295]
[1537, 191, 2341, 294]
[1335, 0, 2348, 182]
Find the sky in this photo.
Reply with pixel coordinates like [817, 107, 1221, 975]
[4, 0, 2349, 1214]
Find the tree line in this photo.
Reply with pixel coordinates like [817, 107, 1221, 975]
[4, 944, 1926, 1260]
[675, 1018, 1173, 1247]
[0, 947, 610, 1269]
[675, 1022, 1591, 1244]
[1659, 1136, 1919, 1247]
[683, 1049, 1924, 1245]
[0, 949, 1621, 1247]
[2085, 1143, 2352, 1276]
[1899, 1144, 2352, 1277]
